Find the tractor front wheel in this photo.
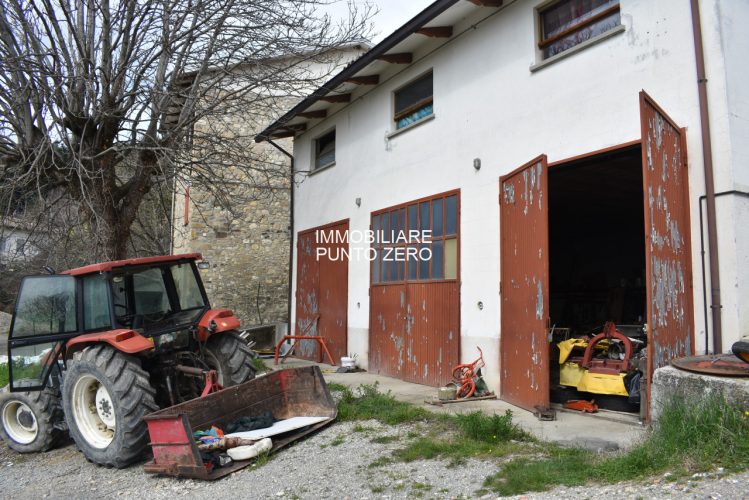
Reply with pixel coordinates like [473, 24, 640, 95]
[62, 345, 158, 468]
[0, 389, 64, 453]
[204, 331, 257, 387]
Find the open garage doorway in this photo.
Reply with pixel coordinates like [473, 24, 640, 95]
[548, 144, 648, 414]
[499, 92, 696, 419]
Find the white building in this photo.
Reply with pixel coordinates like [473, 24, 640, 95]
[257, 0, 748, 416]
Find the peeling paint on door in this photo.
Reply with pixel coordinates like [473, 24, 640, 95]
[295, 220, 349, 362]
[640, 92, 695, 415]
[500, 155, 550, 412]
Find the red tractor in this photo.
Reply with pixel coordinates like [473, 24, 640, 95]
[0, 254, 256, 467]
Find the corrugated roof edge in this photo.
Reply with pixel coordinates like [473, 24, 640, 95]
[255, 0, 460, 142]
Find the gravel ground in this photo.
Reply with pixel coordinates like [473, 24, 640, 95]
[1, 420, 747, 499]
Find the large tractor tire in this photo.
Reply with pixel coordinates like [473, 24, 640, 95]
[0, 388, 64, 453]
[205, 331, 257, 387]
[62, 345, 158, 468]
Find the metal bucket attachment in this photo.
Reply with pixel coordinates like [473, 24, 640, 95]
[143, 366, 336, 480]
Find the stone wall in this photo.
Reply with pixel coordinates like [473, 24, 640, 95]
[172, 140, 292, 328]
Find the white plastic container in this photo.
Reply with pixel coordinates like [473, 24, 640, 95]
[340, 356, 357, 368]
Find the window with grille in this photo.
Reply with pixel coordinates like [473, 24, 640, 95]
[539, 0, 620, 59]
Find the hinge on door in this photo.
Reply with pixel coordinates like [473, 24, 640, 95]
[499, 281, 502, 295]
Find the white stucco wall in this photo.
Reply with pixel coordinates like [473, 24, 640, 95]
[713, 0, 749, 343]
[288, 0, 745, 390]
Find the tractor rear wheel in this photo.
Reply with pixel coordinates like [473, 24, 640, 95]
[0, 389, 64, 453]
[62, 345, 158, 468]
[204, 331, 257, 387]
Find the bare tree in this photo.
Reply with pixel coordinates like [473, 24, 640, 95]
[0, 0, 371, 260]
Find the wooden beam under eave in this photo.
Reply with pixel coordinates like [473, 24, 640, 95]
[416, 26, 453, 38]
[378, 53, 413, 64]
[298, 110, 327, 119]
[272, 123, 307, 138]
[346, 75, 380, 85]
[320, 93, 351, 103]
[468, 0, 503, 6]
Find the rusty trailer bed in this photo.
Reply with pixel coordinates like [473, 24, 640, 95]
[143, 366, 336, 480]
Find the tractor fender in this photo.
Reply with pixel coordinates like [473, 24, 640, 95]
[197, 309, 241, 342]
[65, 330, 154, 359]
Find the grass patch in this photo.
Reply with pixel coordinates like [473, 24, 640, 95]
[337, 383, 534, 465]
[371, 435, 399, 444]
[393, 410, 532, 465]
[336, 383, 434, 425]
[412, 481, 432, 491]
[369, 484, 385, 493]
[330, 435, 345, 447]
[352, 423, 374, 433]
[0, 363, 8, 388]
[251, 357, 270, 374]
[368, 456, 393, 468]
[483, 395, 749, 496]
[326, 382, 349, 393]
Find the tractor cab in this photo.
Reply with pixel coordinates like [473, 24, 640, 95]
[6, 254, 210, 392]
[2, 254, 255, 466]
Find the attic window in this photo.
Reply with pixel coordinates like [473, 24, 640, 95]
[539, 0, 620, 59]
[394, 72, 433, 130]
[314, 129, 336, 170]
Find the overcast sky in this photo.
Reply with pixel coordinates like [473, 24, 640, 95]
[326, 0, 434, 44]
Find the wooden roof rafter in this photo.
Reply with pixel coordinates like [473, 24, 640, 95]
[377, 53, 413, 64]
[416, 26, 453, 38]
[346, 75, 380, 85]
[320, 93, 351, 103]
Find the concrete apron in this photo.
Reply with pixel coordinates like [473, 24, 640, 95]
[271, 358, 646, 452]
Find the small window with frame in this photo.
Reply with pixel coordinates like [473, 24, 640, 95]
[394, 72, 433, 130]
[539, 0, 621, 60]
[314, 129, 336, 170]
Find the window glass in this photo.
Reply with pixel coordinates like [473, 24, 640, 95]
[431, 240, 444, 279]
[419, 243, 430, 280]
[408, 204, 418, 238]
[432, 198, 443, 237]
[10, 342, 57, 389]
[540, 0, 620, 59]
[132, 268, 170, 315]
[170, 263, 205, 310]
[372, 250, 381, 283]
[389, 252, 398, 283]
[371, 193, 458, 284]
[445, 195, 457, 235]
[83, 274, 111, 331]
[372, 215, 381, 243]
[394, 72, 433, 129]
[389, 209, 399, 242]
[11, 276, 77, 337]
[314, 130, 336, 169]
[419, 202, 430, 232]
[408, 249, 418, 280]
[380, 212, 389, 243]
[445, 239, 458, 280]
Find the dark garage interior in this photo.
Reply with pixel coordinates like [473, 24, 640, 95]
[548, 145, 647, 414]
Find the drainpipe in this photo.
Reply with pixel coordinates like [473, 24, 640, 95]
[690, 0, 722, 353]
[267, 139, 295, 334]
